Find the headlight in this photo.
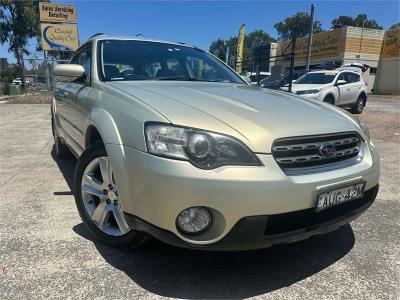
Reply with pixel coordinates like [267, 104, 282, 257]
[296, 89, 320, 95]
[145, 124, 261, 169]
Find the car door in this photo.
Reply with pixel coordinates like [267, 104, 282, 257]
[346, 73, 362, 105]
[62, 44, 92, 153]
[335, 72, 353, 105]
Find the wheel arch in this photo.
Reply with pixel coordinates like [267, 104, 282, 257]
[84, 109, 123, 149]
[324, 93, 336, 104]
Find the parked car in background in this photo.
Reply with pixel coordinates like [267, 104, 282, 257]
[11, 78, 30, 86]
[247, 71, 270, 85]
[290, 70, 368, 114]
[260, 69, 308, 90]
[11, 78, 22, 85]
[52, 35, 379, 250]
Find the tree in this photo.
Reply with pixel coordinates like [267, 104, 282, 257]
[331, 14, 383, 30]
[209, 39, 226, 61]
[0, 63, 18, 83]
[389, 23, 400, 30]
[331, 16, 354, 29]
[0, 1, 41, 91]
[274, 12, 323, 41]
[209, 29, 276, 69]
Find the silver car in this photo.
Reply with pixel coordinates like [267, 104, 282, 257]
[52, 35, 380, 250]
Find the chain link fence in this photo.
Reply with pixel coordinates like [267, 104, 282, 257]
[1, 56, 69, 97]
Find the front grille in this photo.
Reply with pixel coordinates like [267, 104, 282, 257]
[272, 132, 362, 172]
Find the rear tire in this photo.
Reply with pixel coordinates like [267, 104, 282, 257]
[52, 114, 72, 159]
[351, 94, 365, 114]
[73, 142, 145, 248]
[323, 94, 335, 105]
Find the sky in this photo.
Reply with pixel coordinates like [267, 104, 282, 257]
[1, 0, 399, 64]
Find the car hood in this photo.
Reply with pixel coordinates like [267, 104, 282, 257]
[291, 83, 330, 93]
[107, 81, 361, 152]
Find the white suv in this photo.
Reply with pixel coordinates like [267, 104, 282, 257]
[290, 70, 368, 114]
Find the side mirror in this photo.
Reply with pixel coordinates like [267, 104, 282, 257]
[53, 64, 85, 80]
[336, 79, 347, 86]
[241, 75, 252, 84]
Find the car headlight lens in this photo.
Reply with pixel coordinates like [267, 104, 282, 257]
[297, 89, 320, 95]
[145, 124, 261, 169]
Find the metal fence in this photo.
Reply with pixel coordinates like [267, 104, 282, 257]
[21, 57, 69, 93]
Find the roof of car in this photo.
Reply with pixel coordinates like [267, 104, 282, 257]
[87, 34, 197, 49]
[307, 69, 360, 75]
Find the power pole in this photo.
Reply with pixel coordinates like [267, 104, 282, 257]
[305, 3, 315, 71]
[288, 38, 296, 93]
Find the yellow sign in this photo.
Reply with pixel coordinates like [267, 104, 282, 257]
[236, 24, 246, 74]
[41, 23, 79, 51]
[39, 2, 77, 23]
[382, 28, 400, 59]
[277, 28, 344, 61]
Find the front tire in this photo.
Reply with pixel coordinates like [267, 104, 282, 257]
[351, 94, 365, 114]
[73, 143, 145, 248]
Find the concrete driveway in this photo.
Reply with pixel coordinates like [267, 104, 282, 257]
[0, 97, 399, 299]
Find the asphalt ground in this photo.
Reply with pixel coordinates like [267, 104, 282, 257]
[0, 95, 399, 299]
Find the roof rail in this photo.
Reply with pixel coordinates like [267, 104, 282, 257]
[89, 33, 105, 39]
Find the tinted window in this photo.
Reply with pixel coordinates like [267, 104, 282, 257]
[295, 72, 337, 84]
[99, 40, 244, 84]
[339, 72, 360, 84]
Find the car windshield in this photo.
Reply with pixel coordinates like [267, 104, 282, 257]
[99, 40, 244, 84]
[295, 72, 337, 84]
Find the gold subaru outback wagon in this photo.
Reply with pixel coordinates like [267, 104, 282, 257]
[51, 34, 380, 250]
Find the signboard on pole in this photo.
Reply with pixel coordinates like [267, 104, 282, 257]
[276, 28, 344, 61]
[39, 2, 77, 23]
[381, 28, 400, 59]
[41, 23, 79, 51]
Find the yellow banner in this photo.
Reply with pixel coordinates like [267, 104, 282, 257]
[39, 2, 77, 23]
[41, 23, 79, 51]
[277, 28, 344, 61]
[236, 24, 246, 74]
[382, 28, 400, 59]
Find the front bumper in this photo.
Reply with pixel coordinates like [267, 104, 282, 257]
[106, 142, 380, 248]
[124, 184, 378, 251]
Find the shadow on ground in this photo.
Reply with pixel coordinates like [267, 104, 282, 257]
[52, 150, 355, 299]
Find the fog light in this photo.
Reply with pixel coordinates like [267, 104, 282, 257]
[176, 207, 212, 234]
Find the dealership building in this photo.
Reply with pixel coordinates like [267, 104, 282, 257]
[271, 26, 387, 93]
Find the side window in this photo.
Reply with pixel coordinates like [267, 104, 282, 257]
[351, 73, 360, 83]
[70, 45, 92, 84]
[337, 73, 345, 83]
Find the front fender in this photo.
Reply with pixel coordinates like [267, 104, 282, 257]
[85, 108, 123, 146]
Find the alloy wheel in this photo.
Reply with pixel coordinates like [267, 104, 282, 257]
[357, 98, 364, 113]
[81, 156, 130, 236]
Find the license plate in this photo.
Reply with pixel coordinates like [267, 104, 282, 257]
[316, 182, 366, 212]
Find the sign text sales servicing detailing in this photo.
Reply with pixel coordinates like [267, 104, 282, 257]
[39, 2, 77, 23]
